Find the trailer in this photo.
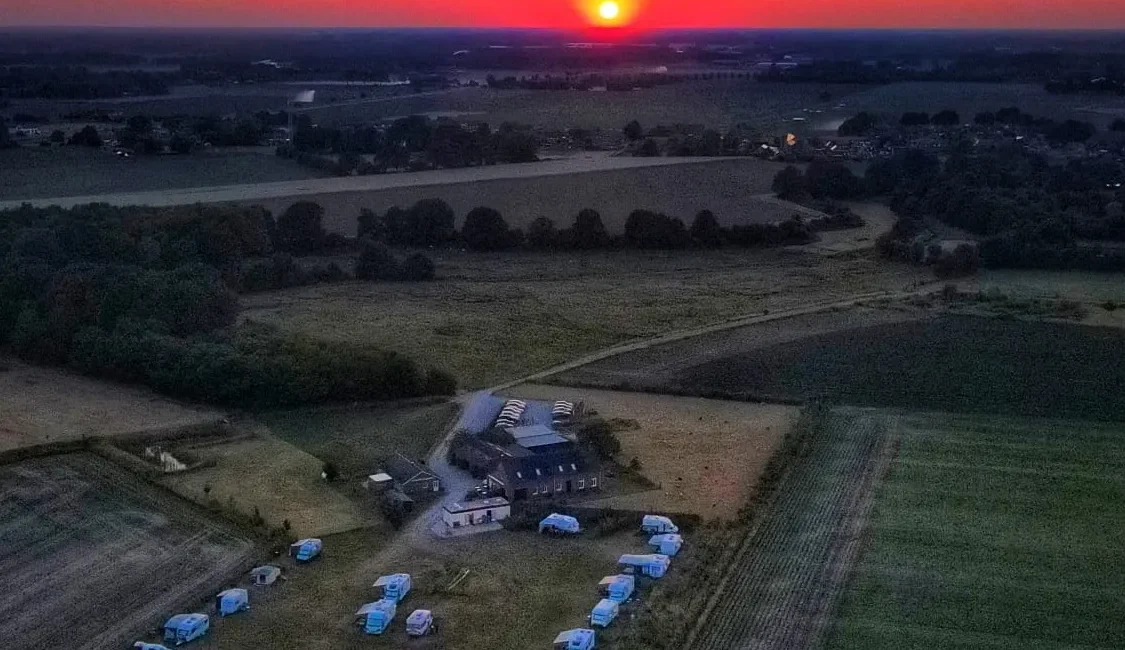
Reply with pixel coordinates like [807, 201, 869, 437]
[373, 573, 412, 602]
[618, 554, 671, 578]
[215, 588, 250, 616]
[598, 574, 635, 602]
[539, 513, 581, 535]
[162, 614, 209, 646]
[355, 599, 397, 635]
[648, 533, 684, 557]
[553, 628, 596, 650]
[289, 538, 322, 562]
[406, 609, 436, 636]
[590, 599, 619, 628]
[249, 565, 281, 586]
[641, 515, 679, 534]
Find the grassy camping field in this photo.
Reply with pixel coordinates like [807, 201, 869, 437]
[825, 412, 1125, 650]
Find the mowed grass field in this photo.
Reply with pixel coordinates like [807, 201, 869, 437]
[826, 413, 1125, 650]
[0, 146, 325, 200]
[258, 400, 458, 480]
[242, 250, 926, 388]
[559, 312, 1125, 421]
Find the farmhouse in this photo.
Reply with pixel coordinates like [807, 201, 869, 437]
[442, 496, 511, 527]
[383, 453, 441, 497]
[487, 451, 601, 502]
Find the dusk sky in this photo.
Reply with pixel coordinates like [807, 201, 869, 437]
[2, 0, 1125, 29]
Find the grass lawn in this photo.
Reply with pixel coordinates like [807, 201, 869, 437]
[257, 400, 458, 481]
[826, 413, 1125, 650]
[242, 249, 924, 388]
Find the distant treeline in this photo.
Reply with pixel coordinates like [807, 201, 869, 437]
[0, 202, 452, 407]
[0, 66, 171, 100]
[839, 107, 1101, 144]
[279, 115, 538, 176]
[356, 198, 863, 253]
[485, 72, 682, 91]
[866, 148, 1125, 272]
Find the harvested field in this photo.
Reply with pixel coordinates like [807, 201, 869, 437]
[159, 431, 372, 538]
[555, 312, 1125, 421]
[0, 452, 254, 650]
[0, 146, 323, 201]
[192, 527, 643, 650]
[0, 362, 223, 452]
[504, 384, 795, 519]
[242, 251, 927, 388]
[826, 412, 1125, 650]
[688, 409, 892, 650]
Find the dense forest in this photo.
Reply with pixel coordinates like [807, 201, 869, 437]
[0, 203, 454, 407]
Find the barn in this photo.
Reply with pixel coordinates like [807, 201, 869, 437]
[384, 453, 442, 497]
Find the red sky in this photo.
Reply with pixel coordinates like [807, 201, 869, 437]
[2, 0, 1124, 29]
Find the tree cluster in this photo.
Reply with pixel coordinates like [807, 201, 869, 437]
[772, 162, 865, 201]
[873, 146, 1125, 271]
[280, 115, 539, 176]
[0, 66, 170, 100]
[0, 203, 454, 406]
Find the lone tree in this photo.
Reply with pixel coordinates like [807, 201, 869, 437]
[690, 210, 723, 248]
[623, 120, 644, 141]
[931, 110, 961, 126]
[771, 165, 807, 200]
[406, 199, 456, 246]
[461, 207, 518, 251]
[570, 209, 610, 250]
[275, 201, 326, 255]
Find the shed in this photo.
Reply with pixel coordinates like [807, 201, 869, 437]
[599, 574, 635, 602]
[648, 533, 684, 557]
[553, 628, 596, 650]
[442, 497, 510, 527]
[290, 538, 322, 562]
[641, 514, 679, 534]
[163, 613, 209, 646]
[250, 565, 281, 586]
[590, 598, 619, 628]
[384, 453, 442, 497]
[215, 588, 250, 616]
[618, 554, 670, 578]
[364, 473, 393, 493]
[539, 513, 581, 534]
[406, 609, 434, 636]
[373, 573, 412, 602]
[355, 599, 397, 635]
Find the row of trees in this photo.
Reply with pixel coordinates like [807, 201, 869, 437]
[842, 106, 1101, 144]
[0, 202, 453, 406]
[357, 199, 863, 253]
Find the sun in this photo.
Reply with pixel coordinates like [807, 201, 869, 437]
[598, 1, 621, 21]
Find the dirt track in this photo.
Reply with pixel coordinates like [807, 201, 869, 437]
[0, 453, 254, 650]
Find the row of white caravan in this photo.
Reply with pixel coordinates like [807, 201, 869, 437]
[138, 552, 304, 648]
[552, 514, 684, 648]
[355, 572, 436, 636]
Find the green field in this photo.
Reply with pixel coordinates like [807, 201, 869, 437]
[0, 146, 324, 200]
[826, 413, 1125, 650]
[258, 400, 457, 480]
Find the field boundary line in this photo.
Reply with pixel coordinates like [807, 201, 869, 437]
[495, 284, 945, 392]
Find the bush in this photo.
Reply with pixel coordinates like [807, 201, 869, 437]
[406, 199, 456, 246]
[838, 112, 878, 136]
[526, 217, 559, 249]
[400, 253, 436, 281]
[322, 461, 339, 482]
[68, 125, 102, 147]
[805, 160, 863, 199]
[275, 202, 326, 254]
[931, 109, 961, 126]
[623, 210, 688, 249]
[461, 207, 520, 251]
[690, 210, 723, 248]
[567, 209, 610, 250]
[355, 240, 400, 280]
[577, 419, 622, 460]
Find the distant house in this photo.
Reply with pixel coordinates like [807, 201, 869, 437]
[384, 453, 441, 497]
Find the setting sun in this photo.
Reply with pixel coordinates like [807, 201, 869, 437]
[598, 1, 620, 20]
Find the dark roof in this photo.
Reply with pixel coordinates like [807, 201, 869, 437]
[384, 453, 438, 485]
[494, 448, 597, 484]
